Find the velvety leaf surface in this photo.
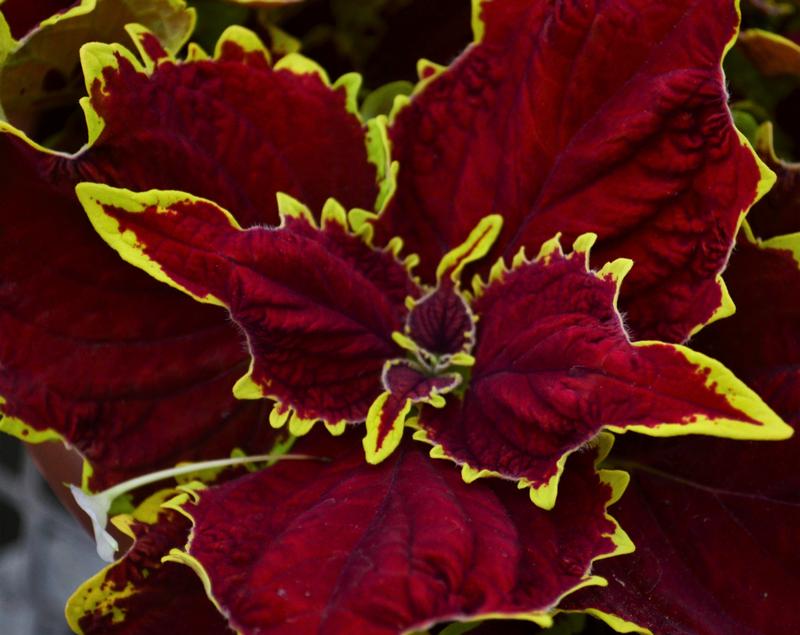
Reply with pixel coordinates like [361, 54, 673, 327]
[0, 133, 275, 490]
[562, 428, 800, 635]
[407, 282, 475, 357]
[364, 360, 460, 462]
[374, 0, 767, 342]
[563, 233, 800, 634]
[383, 360, 459, 399]
[79, 187, 418, 425]
[417, 240, 788, 508]
[73, 30, 379, 224]
[67, 492, 231, 634]
[1, 30, 378, 487]
[692, 231, 800, 428]
[0, 0, 195, 144]
[180, 432, 626, 635]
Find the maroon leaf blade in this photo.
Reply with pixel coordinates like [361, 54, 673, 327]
[562, 229, 800, 634]
[416, 235, 790, 510]
[173, 432, 631, 635]
[373, 0, 772, 342]
[66, 490, 232, 635]
[562, 427, 800, 635]
[78, 186, 418, 428]
[363, 360, 461, 463]
[0, 27, 384, 488]
[406, 282, 477, 358]
[75, 26, 384, 225]
[692, 227, 800, 425]
[0, 133, 275, 491]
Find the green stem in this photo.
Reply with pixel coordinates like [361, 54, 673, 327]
[100, 453, 316, 501]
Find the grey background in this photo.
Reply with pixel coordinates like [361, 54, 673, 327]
[0, 435, 104, 635]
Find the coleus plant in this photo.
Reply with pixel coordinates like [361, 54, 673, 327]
[1, 0, 799, 634]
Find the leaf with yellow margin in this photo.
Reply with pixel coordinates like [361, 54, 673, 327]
[0, 0, 195, 146]
[0, 23, 385, 490]
[363, 360, 460, 464]
[77, 185, 420, 428]
[66, 489, 232, 634]
[563, 417, 800, 635]
[416, 234, 790, 510]
[373, 0, 773, 343]
[171, 429, 631, 635]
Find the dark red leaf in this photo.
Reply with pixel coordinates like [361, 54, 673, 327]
[78, 186, 418, 428]
[0, 1, 195, 146]
[363, 360, 460, 463]
[0, 28, 380, 487]
[176, 432, 630, 635]
[383, 360, 459, 398]
[562, 427, 800, 635]
[67, 491, 231, 635]
[416, 235, 790, 509]
[563, 230, 800, 635]
[0, 134, 273, 491]
[373, 0, 770, 342]
[692, 228, 800, 425]
[74, 28, 381, 225]
[407, 281, 476, 357]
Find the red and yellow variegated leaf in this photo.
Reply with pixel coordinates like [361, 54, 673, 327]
[415, 234, 790, 510]
[77, 185, 418, 427]
[373, 0, 772, 342]
[388, 216, 499, 366]
[0, 27, 382, 488]
[0, 133, 276, 490]
[73, 25, 384, 223]
[562, 427, 800, 635]
[562, 230, 800, 634]
[363, 360, 460, 464]
[692, 228, 800, 424]
[0, 0, 195, 142]
[169, 431, 631, 635]
[66, 490, 231, 634]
